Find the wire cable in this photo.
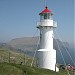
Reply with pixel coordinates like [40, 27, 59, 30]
[54, 30, 75, 65]
[55, 38, 70, 75]
[55, 38, 66, 66]
[31, 36, 40, 67]
[30, 28, 39, 67]
[54, 29, 72, 75]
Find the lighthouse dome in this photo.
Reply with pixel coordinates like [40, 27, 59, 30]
[39, 6, 53, 15]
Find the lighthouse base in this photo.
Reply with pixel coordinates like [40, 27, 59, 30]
[37, 49, 56, 71]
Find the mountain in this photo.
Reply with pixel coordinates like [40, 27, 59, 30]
[7, 37, 39, 51]
[0, 43, 14, 51]
[1, 37, 74, 66]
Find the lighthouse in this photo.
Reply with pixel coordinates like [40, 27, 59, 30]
[37, 6, 57, 71]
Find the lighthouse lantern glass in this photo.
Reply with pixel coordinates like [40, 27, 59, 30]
[40, 13, 53, 20]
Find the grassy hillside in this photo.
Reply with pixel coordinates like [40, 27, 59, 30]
[0, 63, 74, 75]
[0, 48, 36, 66]
[0, 48, 74, 75]
[0, 63, 24, 75]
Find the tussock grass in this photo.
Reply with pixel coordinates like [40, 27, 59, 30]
[0, 62, 74, 75]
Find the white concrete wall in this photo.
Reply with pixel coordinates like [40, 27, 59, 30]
[37, 49, 56, 71]
[40, 26, 53, 49]
[37, 19, 57, 71]
[56, 66, 59, 72]
[39, 20, 53, 26]
[37, 20, 57, 28]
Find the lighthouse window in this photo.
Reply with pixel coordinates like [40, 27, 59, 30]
[40, 13, 51, 20]
[50, 14, 53, 20]
[48, 15, 50, 19]
[40, 15, 44, 20]
[44, 14, 47, 19]
[43, 13, 50, 19]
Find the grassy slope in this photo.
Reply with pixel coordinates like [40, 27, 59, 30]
[0, 48, 74, 75]
[0, 48, 35, 66]
[0, 63, 74, 75]
[0, 63, 24, 75]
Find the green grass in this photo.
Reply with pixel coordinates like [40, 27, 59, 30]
[0, 48, 74, 75]
[0, 63, 24, 75]
[0, 62, 74, 75]
[0, 48, 36, 66]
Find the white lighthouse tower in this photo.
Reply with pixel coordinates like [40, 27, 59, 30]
[37, 6, 57, 71]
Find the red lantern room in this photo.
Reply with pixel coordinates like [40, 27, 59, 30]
[39, 6, 53, 20]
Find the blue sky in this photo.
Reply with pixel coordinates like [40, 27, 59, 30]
[0, 0, 74, 45]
